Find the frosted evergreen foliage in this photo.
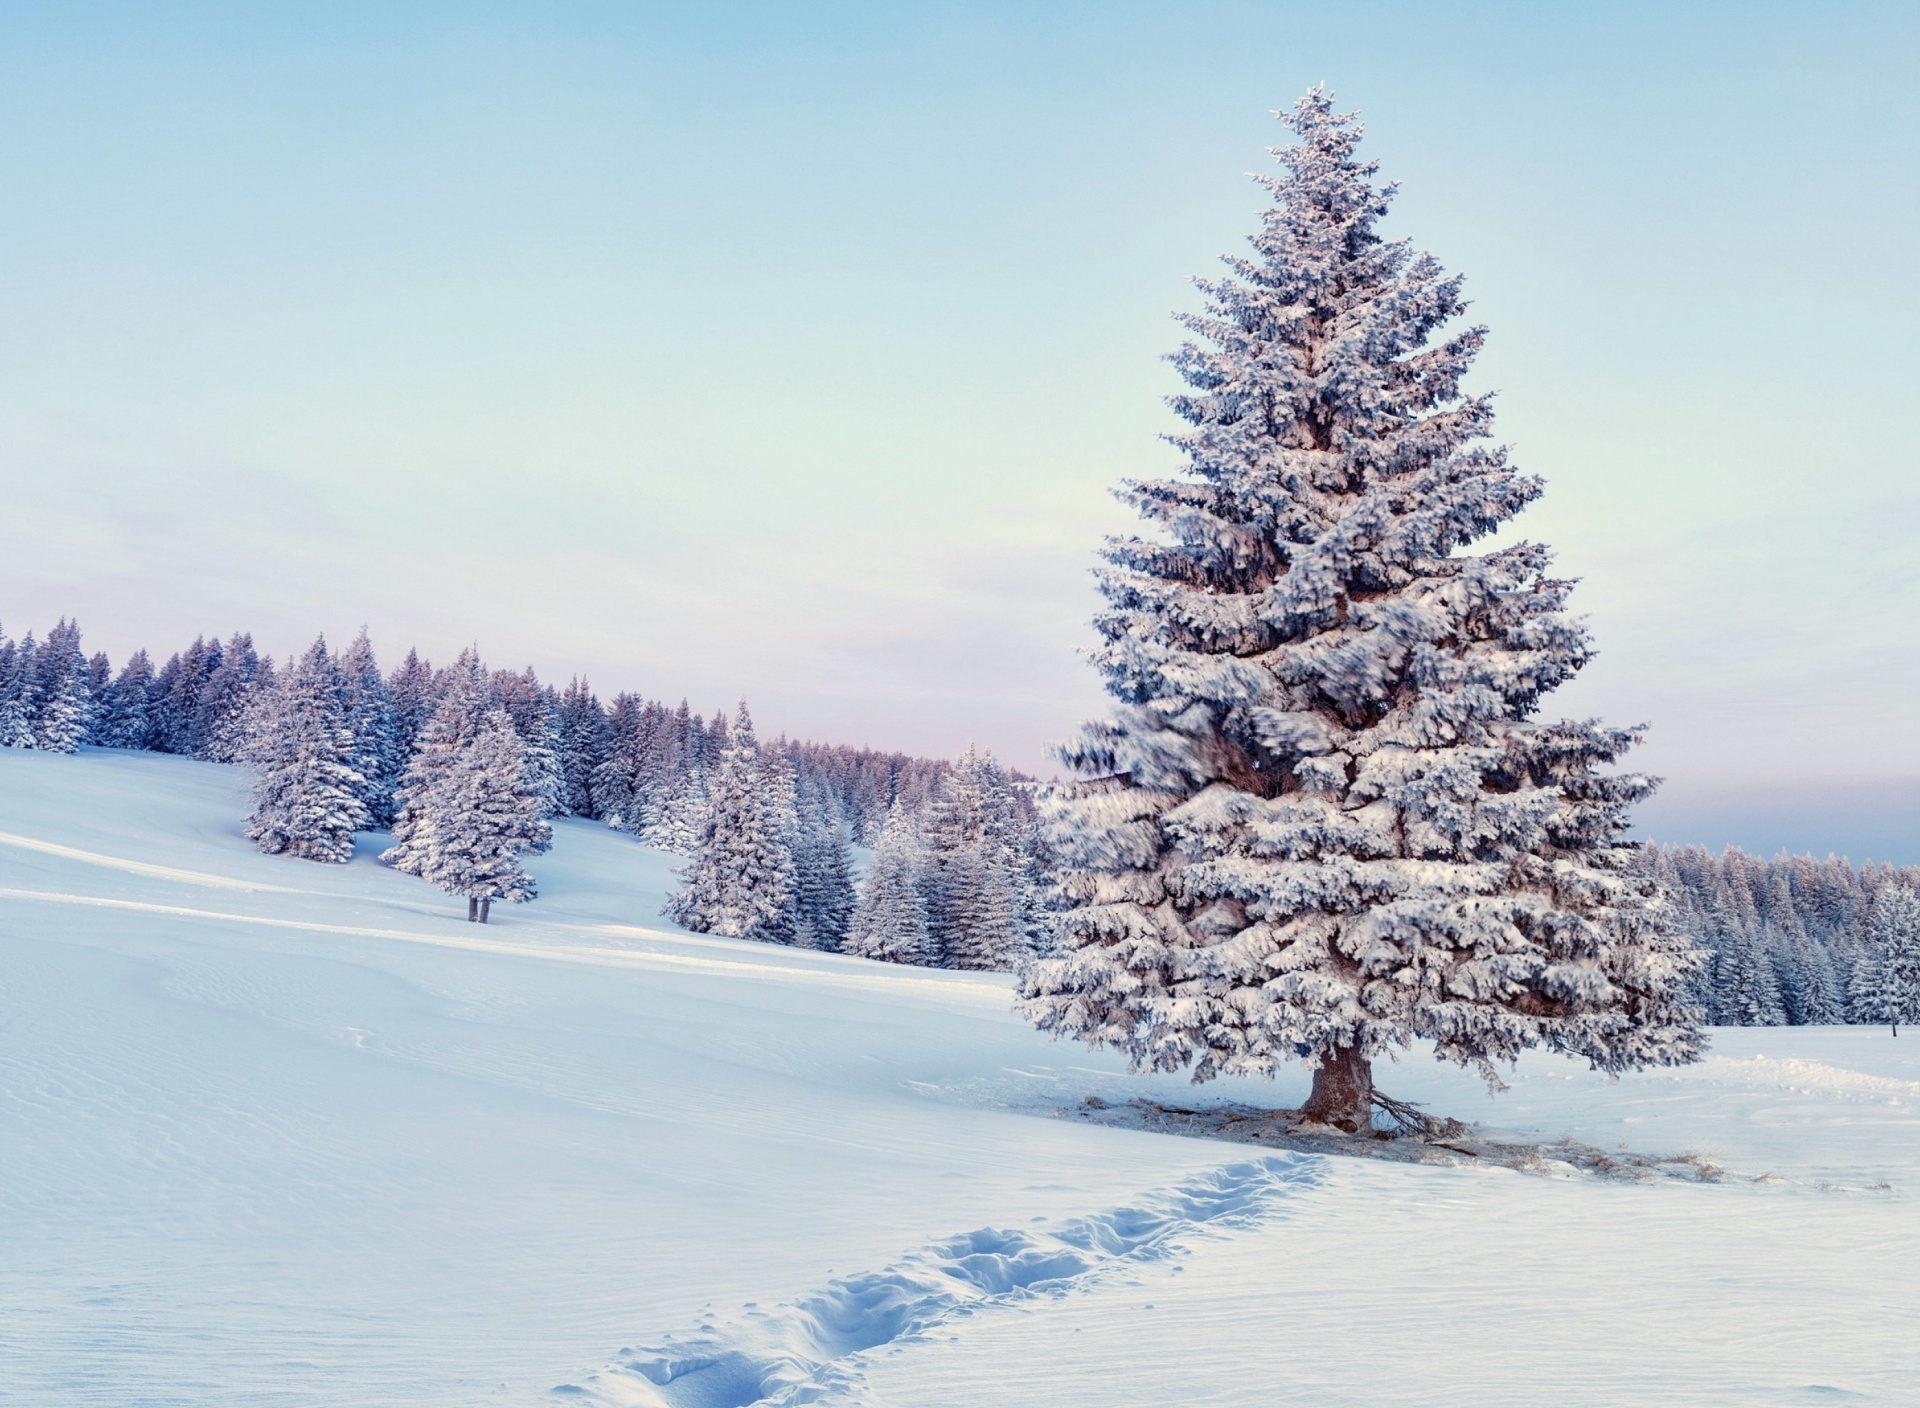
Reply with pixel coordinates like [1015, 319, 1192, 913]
[97, 649, 157, 749]
[490, 668, 565, 820]
[30, 619, 93, 754]
[386, 649, 438, 765]
[791, 784, 858, 951]
[0, 628, 37, 749]
[922, 746, 1029, 970]
[190, 634, 260, 760]
[645, 771, 711, 856]
[663, 703, 792, 942]
[1017, 91, 1702, 1123]
[845, 806, 936, 965]
[1858, 884, 1920, 1036]
[244, 637, 370, 863]
[419, 711, 552, 915]
[556, 677, 609, 818]
[341, 629, 404, 826]
[384, 650, 491, 878]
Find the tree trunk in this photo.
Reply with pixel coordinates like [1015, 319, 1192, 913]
[467, 896, 478, 923]
[1301, 1045, 1373, 1132]
[479, 897, 491, 924]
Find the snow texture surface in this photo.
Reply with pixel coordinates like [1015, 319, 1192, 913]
[2, 748, 1916, 1406]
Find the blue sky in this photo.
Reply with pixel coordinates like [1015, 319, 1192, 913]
[2, 2, 1917, 857]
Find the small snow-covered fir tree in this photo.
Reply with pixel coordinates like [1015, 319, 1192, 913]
[844, 806, 935, 965]
[190, 633, 260, 760]
[386, 647, 438, 764]
[1017, 90, 1703, 1129]
[419, 709, 552, 921]
[922, 746, 1029, 970]
[1858, 883, 1920, 1036]
[556, 677, 608, 819]
[0, 629, 34, 750]
[384, 650, 490, 877]
[791, 786, 859, 951]
[341, 628, 405, 826]
[245, 637, 370, 863]
[29, 619, 92, 754]
[663, 702, 792, 941]
[383, 652, 550, 920]
[97, 648, 158, 749]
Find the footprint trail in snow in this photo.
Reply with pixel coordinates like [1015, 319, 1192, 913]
[552, 1155, 1320, 1407]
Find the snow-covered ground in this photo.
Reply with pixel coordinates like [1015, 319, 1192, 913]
[3, 748, 1915, 1407]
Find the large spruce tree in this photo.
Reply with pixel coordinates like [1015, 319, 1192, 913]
[1019, 90, 1703, 1129]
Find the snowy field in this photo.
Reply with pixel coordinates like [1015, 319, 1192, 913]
[3, 748, 1916, 1407]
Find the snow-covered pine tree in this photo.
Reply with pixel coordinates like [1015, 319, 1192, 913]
[1017, 90, 1703, 1130]
[96, 648, 158, 750]
[152, 636, 222, 754]
[489, 668, 566, 820]
[592, 692, 647, 828]
[921, 746, 1029, 970]
[556, 677, 608, 819]
[29, 619, 92, 754]
[386, 647, 438, 765]
[190, 633, 260, 760]
[0, 628, 34, 749]
[645, 769, 711, 855]
[760, 745, 802, 943]
[663, 702, 792, 941]
[413, 708, 553, 922]
[791, 783, 858, 951]
[1859, 883, 1920, 1036]
[384, 649, 491, 879]
[244, 637, 370, 863]
[339, 628, 404, 826]
[844, 804, 936, 965]
[1784, 929, 1846, 1026]
[85, 652, 112, 725]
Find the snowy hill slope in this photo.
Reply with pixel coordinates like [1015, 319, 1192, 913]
[2, 749, 1916, 1406]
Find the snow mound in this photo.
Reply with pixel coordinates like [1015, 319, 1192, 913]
[557, 1156, 1318, 1407]
[1696, 1055, 1920, 1101]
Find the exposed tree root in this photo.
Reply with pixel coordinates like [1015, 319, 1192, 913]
[1061, 1094, 1736, 1185]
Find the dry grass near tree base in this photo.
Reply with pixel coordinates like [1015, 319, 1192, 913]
[1065, 1094, 1731, 1185]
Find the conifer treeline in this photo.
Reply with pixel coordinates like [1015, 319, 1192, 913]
[1645, 844, 1920, 1028]
[0, 617, 965, 841]
[0, 616, 1047, 965]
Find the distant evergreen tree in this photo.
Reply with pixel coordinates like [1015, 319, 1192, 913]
[921, 746, 1028, 970]
[190, 633, 260, 760]
[489, 667, 566, 819]
[385, 648, 438, 767]
[384, 650, 491, 878]
[340, 629, 404, 826]
[592, 691, 647, 827]
[0, 629, 37, 749]
[791, 782, 858, 951]
[83, 651, 112, 739]
[152, 635, 222, 754]
[29, 619, 92, 754]
[1782, 930, 1847, 1026]
[411, 709, 552, 922]
[760, 747, 802, 943]
[555, 677, 608, 818]
[1721, 928, 1788, 1026]
[645, 770, 710, 855]
[1858, 883, 1920, 1036]
[664, 702, 792, 941]
[97, 648, 157, 749]
[244, 637, 370, 863]
[844, 806, 935, 965]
